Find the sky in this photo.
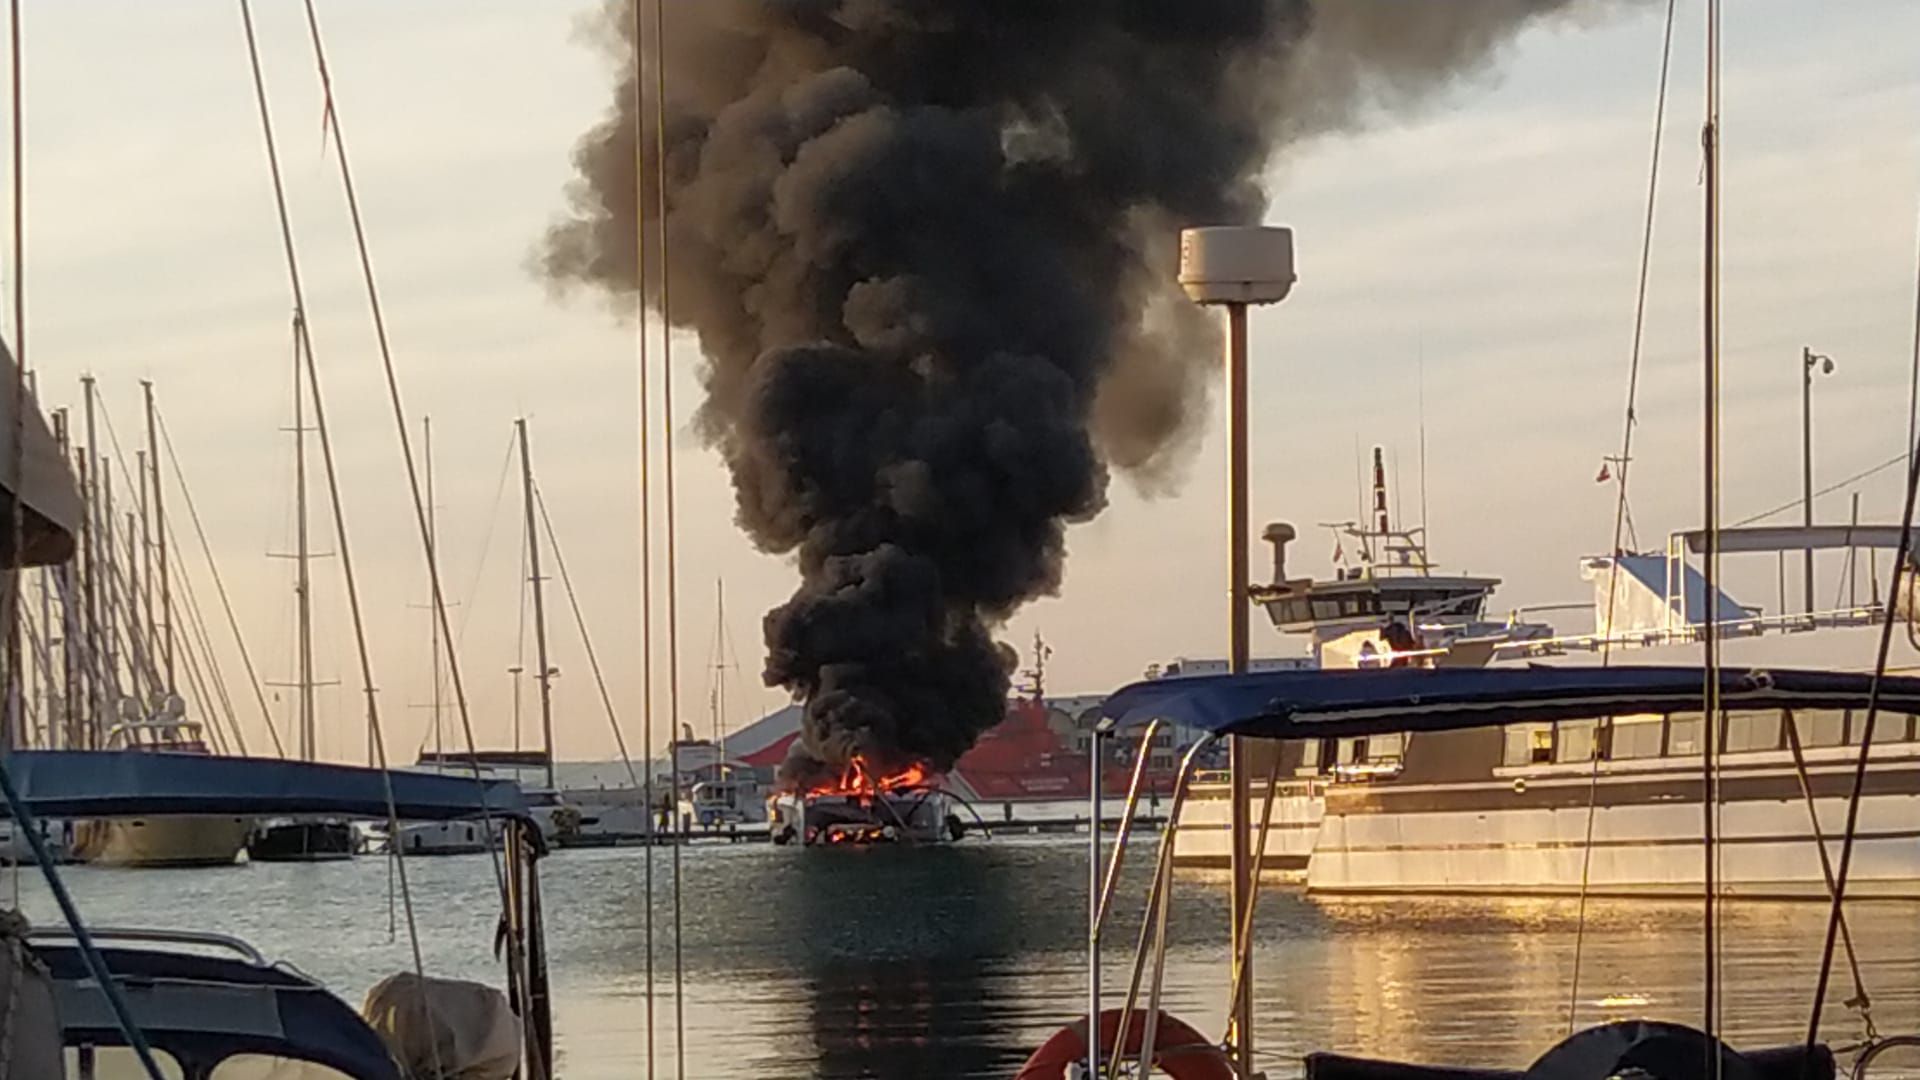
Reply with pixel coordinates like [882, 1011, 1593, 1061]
[12, 1, 1920, 763]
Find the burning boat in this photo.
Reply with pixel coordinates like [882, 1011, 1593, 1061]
[769, 757, 967, 847]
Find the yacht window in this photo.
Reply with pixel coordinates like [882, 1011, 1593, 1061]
[1502, 724, 1552, 766]
[1608, 715, 1665, 760]
[67, 1047, 187, 1080]
[1792, 709, 1847, 749]
[1365, 732, 1407, 762]
[1723, 710, 1783, 754]
[1312, 599, 1343, 621]
[1297, 739, 1323, 770]
[1667, 713, 1703, 757]
[1555, 719, 1599, 763]
[1857, 709, 1913, 744]
[1336, 738, 1361, 765]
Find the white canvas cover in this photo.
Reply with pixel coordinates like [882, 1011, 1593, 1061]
[361, 972, 521, 1080]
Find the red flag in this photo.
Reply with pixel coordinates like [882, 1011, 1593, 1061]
[1332, 538, 1344, 563]
[1595, 462, 1611, 483]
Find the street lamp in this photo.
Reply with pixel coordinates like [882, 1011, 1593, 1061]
[1178, 224, 1295, 1075]
[1802, 347, 1835, 616]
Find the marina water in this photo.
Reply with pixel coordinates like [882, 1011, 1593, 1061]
[17, 835, 1920, 1078]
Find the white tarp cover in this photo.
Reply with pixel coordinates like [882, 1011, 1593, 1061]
[0, 909, 65, 1078]
[0, 341, 80, 565]
[361, 972, 521, 1080]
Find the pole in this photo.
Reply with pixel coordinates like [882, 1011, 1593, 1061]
[517, 419, 557, 792]
[1225, 300, 1254, 1073]
[142, 381, 172, 694]
[293, 322, 314, 761]
[1088, 723, 1106, 1077]
[1802, 346, 1815, 616]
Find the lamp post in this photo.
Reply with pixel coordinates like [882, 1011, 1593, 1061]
[1802, 347, 1834, 616]
[1178, 224, 1295, 1074]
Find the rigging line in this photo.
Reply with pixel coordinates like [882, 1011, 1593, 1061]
[430, 429, 519, 715]
[236, 9, 439, 1064]
[1805, 450, 1920, 1056]
[141, 418, 250, 753]
[631, 0, 657, 1072]
[1700, 0, 1723, 1054]
[157, 412, 284, 756]
[292, 0, 513, 896]
[1732, 452, 1907, 529]
[1804, 130, 1920, 1080]
[534, 482, 641, 789]
[1568, 0, 1677, 1035]
[1783, 713, 1874, 1039]
[653, 4, 686, 1072]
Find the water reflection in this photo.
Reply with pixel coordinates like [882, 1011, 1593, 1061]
[784, 845, 1048, 1079]
[14, 838, 1920, 1078]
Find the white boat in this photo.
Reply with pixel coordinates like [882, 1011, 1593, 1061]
[769, 759, 967, 846]
[1176, 448, 1551, 874]
[1175, 447, 1920, 896]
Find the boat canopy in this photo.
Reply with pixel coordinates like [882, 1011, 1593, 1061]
[1101, 665, 1920, 740]
[39, 942, 402, 1080]
[3, 750, 530, 821]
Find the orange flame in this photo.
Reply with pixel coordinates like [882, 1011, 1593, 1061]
[805, 755, 932, 798]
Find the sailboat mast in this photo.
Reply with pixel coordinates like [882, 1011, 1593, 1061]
[516, 418, 556, 791]
[292, 316, 315, 761]
[81, 376, 100, 737]
[136, 448, 153, 688]
[99, 461, 117, 723]
[1698, 0, 1723, 1041]
[424, 415, 440, 762]
[713, 578, 724, 749]
[143, 381, 173, 695]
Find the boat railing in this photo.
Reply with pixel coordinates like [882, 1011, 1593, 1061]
[29, 926, 267, 966]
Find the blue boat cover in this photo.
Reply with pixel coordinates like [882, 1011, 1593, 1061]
[1100, 666, 1920, 740]
[2, 750, 530, 821]
[39, 944, 403, 1080]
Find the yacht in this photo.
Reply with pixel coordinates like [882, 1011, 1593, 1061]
[1174, 452, 1920, 895]
[1175, 448, 1552, 873]
[70, 702, 254, 869]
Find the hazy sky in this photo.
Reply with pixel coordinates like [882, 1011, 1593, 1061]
[15, 2, 1920, 762]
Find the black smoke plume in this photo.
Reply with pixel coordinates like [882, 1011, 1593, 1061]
[541, 1, 1605, 787]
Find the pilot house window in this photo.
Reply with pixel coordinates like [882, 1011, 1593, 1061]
[1792, 709, 1847, 749]
[1723, 710, 1783, 754]
[1555, 719, 1599, 763]
[1667, 713, 1704, 757]
[1608, 715, 1665, 760]
[1503, 724, 1552, 766]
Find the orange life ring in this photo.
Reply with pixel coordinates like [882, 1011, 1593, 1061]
[1015, 1008, 1236, 1080]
